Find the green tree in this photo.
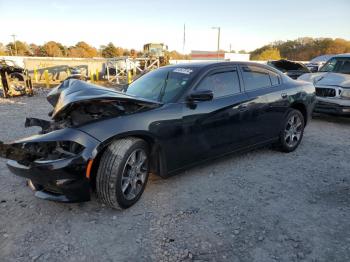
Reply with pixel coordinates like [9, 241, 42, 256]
[6, 41, 30, 56]
[101, 43, 120, 58]
[251, 37, 350, 61]
[0, 43, 6, 55]
[123, 49, 130, 56]
[67, 42, 97, 58]
[77, 41, 98, 57]
[168, 50, 185, 59]
[57, 42, 68, 56]
[136, 51, 144, 57]
[253, 47, 281, 60]
[43, 41, 63, 57]
[325, 38, 350, 54]
[28, 43, 44, 56]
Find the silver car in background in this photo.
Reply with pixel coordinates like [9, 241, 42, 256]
[298, 53, 350, 115]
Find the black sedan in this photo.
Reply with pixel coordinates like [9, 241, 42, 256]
[0, 62, 316, 209]
[267, 59, 311, 79]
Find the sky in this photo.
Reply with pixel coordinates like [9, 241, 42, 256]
[1, 0, 350, 53]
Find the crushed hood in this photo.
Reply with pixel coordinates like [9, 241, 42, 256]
[268, 59, 309, 72]
[298, 72, 350, 88]
[48, 79, 162, 119]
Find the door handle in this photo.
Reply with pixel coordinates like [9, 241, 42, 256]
[281, 93, 288, 99]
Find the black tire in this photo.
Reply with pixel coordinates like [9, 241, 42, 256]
[278, 109, 305, 153]
[96, 137, 150, 209]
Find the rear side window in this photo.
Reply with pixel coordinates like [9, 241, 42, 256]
[196, 70, 240, 98]
[242, 66, 271, 91]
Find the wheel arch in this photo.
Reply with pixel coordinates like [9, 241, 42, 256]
[89, 131, 167, 189]
[290, 102, 308, 126]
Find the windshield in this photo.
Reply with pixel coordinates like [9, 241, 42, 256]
[125, 67, 197, 102]
[319, 57, 350, 74]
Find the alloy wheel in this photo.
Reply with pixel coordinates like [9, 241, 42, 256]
[121, 149, 148, 200]
[284, 114, 303, 148]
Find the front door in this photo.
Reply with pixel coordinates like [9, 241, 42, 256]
[181, 66, 250, 163]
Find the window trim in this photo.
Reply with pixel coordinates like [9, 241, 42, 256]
[268, 70, 281, 87]
[192, 66, 242, 99]
[240, 65, 281, 92]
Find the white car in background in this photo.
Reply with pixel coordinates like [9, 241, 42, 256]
[298, 54, 350, 115]
[305, 54, 334, 72]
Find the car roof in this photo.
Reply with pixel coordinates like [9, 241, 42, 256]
[309, 54, 335, 63]
[162, 61, 286, 82]
[332, 53, 350, 58]
[164, 61, 275, 70]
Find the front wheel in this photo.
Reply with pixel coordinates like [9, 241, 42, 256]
[96, 137, 150, 209]
[278, 109, 305, 153]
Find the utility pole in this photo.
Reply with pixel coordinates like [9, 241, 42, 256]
[211, 27, 221, 60]
[10, 34, 17, 56]
[183, 24, 186, 55]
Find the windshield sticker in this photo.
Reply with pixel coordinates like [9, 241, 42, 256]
[173, 68, 193, 75]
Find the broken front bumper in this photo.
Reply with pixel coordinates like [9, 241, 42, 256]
[1, 128, 100, 203]
[7, 157, 91, 202]
[314, 97, 350, 116]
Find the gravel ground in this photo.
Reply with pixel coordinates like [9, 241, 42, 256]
[0, 93, 349, 262]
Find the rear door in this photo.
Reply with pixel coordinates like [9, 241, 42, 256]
[239, 65, 287, 143]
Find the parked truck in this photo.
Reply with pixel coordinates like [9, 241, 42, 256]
[143, 43, 169, 66]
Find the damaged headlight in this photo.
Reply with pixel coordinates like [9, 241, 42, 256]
[22, 141, 84, 163]
[341, 89, 350, 99]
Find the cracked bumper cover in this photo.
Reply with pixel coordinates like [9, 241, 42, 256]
[2, 128, 100, 203]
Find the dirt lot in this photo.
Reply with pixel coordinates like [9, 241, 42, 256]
[0, 93, 349, 262]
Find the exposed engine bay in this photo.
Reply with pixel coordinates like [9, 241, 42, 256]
[267, 59, 310, 79]
[28, 99, 150, 134]
[0, 79, 161, 163]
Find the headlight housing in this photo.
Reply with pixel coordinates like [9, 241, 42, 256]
[22, 141, 84, 163]
[341, 89, 350, 99]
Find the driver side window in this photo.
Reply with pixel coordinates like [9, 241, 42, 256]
[196, 70, 240, 98]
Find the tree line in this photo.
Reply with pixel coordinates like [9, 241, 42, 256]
[250, 37, 350, 61]
[1, 37, 349, 61]
[0, 40, 190, 59]
[0, 41, 143, 58]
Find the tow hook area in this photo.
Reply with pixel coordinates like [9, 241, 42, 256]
[27, 180, 43, 191]
[27, 179, 72, 202]
[34, 191, 72, 203]
[26, 179, 88, 203]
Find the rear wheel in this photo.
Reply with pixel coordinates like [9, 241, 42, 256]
[278, 109, 305, 152]
[96, 137, 150, 209]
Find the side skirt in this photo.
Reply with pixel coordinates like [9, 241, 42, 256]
[164, 137, 279, 178]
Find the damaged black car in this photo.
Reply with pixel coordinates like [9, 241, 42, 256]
[267, 59, 311, 79]
[0, 62, 316, 209]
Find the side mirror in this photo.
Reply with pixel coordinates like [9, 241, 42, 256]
[187, 90, 213, 102]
